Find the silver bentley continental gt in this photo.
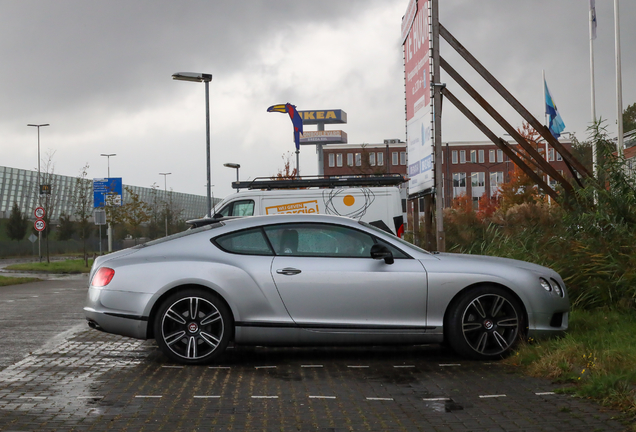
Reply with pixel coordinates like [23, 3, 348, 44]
[84, 214, 569, 364]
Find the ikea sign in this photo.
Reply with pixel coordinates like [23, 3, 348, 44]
[298, 109, 347, 125]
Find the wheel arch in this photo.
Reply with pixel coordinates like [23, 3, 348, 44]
[146, 284, 235, 341]
[442, 282, 529, 340]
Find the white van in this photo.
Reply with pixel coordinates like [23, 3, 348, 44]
[213, 185, 405, 237]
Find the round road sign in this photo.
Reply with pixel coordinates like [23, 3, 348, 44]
[34, 219, 46, 232]
[34, 207, 45, 219]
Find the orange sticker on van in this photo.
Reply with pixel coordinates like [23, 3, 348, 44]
[265, 200, 320, 215]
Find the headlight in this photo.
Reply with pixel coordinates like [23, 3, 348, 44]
[550, 278, 564, 297]
[540, 278, 552, 292]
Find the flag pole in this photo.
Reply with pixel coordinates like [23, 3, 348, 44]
[614, 0, 624, 153]
[543, 70, 551, 203]
[589, 0, 598, 177]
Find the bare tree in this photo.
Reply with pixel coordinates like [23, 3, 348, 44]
[72, 163, 94, 266]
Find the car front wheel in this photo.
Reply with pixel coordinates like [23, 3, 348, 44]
[446, 286, 524, 360]
[154, 288, 231, 365]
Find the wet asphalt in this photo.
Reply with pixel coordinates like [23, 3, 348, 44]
[0, 266, 629, 431]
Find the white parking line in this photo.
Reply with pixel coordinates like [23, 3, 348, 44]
[255, 366, 276, 369]
[251, 395, 278, 399]
[209, 366, 231, 369]
[301, 364, 323, 368]
[77, 396, 104, 399]
[19, 396, 47, 400]
[393, 365, 415, 368]
[161, 365, 184, 369]
[194, 395, 221, 399]
[135, 395, 162, 398]
[479, 394, 506, 398]
[309, 395, 336, 399]
[366, 397, 393, 401]
[439, 363, 461, 367]
[536, 392, 556, 395]
[423, 397, 450, 401]
[347, 365, 369, 368]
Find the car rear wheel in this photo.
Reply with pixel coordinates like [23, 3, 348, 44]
[446, 286, 524, 360]
[154, 288, 231, 365]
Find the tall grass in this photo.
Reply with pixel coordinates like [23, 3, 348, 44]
[445, 123, 636, 311]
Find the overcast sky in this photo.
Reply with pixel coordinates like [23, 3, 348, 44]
[1, 0, 634, 199]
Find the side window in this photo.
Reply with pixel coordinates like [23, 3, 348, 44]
[216, 200, 254, 217]
[213, 228, 273, 255]
[263, 223, 409, 259]
[233, 200, 254, 216]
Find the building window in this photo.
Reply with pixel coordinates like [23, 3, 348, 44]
[400, 152, 406, 165]
[355, 153, 362, 166]
[490, 171, 504, 196]
[452, 150, 458, 164]
[336, 153, 343, 167]
[328, 153, 335, 167]
[392, 152, 399, 166]
[489, 149, 495, 163]
[556, 152, 562, 161]
[478, 150, 484, 164]
[369, 153, 376, 166]
[347, 153, 353, 166]
[548, 148, 555, 162]
[471, 172, 485, 187]
[453, 172, 466, 187]
[470, 150, 477, 163]
[497, 149, 504, 163]
[377, 152, 384, 166]
[460, 150, 466, 164]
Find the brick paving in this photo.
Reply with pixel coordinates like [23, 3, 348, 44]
[0, 327, 629, 431]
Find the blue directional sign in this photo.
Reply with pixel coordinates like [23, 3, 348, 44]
[93, 178, 123, 208]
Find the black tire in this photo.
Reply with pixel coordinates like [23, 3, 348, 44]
[446, 286, 524, 360]
[154, 288, 232, 365]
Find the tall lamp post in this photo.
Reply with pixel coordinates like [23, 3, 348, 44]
[27, 123, 49, 262]
[100, 153, 116, 178]
[223, 163, 240, 192]
[159, 172, 171, 236]
[172, 72, 213, 217]
[100, 153, 116, 252]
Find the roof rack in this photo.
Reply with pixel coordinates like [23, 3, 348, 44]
[232, 174, 407, 190]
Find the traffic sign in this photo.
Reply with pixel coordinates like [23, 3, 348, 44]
[34, 207, 45, 219]
[34, 219, 46, 232]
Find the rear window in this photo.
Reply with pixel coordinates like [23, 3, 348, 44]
[213, 227, 273, 256]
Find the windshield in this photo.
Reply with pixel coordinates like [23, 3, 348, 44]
[358, 221, 431, 255]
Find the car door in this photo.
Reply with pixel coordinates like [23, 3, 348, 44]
[266, 223, 428, 329]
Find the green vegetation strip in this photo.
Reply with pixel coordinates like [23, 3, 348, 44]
[504, 310, 636, 422]
[5, 259, 93, 274]
[0, 275, 41, 286]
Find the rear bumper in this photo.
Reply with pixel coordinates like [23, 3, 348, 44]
[84, 287, 151, 339]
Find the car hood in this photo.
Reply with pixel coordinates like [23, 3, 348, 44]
[434, 252, 554, 275]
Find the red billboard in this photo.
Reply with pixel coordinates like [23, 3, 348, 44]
[403, 0, 431, 122]
[403, 0, 434, 194]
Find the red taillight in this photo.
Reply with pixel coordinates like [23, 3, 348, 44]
[92, 267, 115, 287]
[397, 223, 405, 239]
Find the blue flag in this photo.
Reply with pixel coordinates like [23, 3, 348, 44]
[544, 79, 566, 139]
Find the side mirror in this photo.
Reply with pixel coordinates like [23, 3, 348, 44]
[370, 244, 394, 265]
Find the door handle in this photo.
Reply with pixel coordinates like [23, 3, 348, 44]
[276, 268, 302, 276]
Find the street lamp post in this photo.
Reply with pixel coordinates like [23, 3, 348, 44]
[159, 172, 171, 236]
[223, 163, 240, 192]
[100, 153, 116, 178]
[100, 153, 116, 252]
[172, 72, 213, 217]
[27, 123, 49, 262]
